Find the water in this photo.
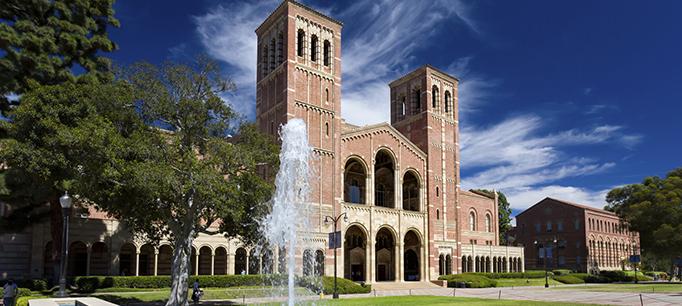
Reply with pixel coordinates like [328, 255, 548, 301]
[261, 119, 312, 306]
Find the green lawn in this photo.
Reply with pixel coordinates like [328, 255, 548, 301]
[552, 283, 682, 293]
[495, 278, 564, 287]
[92, 286, 314, 304]
[279, 296, 599, 305]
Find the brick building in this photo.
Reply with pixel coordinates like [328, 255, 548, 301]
[0, 0, 524, 282]
[515, 197, 640, 273]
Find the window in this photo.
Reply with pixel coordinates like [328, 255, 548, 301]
[469, 211, 477, 231]
[269, 38, 276, 71]
[277, 32, 284, 65]
[310, 35, 318, 61]
[297, 29, 305, 57]
[444, 91, 451, 113]
[325, 122, 329, 136]
[323, 40, 331, 66]
[546, 221, 552, 232]
[485, 214, 492, 232]
[413, 89, 421, 113]
[401, 97, 406, 116]
[325, 88, 329, 103]
[436, 209, 440, 220]
[262, 46, 269, 75]
[431, 85, 439, 108]
[436, 187, 439, 197]
[575, 219, 581, 230]
[535, 223, 541, 233]
[557, 221, 564, 232]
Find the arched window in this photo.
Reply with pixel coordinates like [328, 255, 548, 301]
[310, 35, 318, 61]
[431, 85, 439, 108]
[262, 45, 269, 75]
[277, 32, 284, 65]
[297, 29, 305, 57]
[485, 214, 492, 232]
[323, 40, 331, 66]
[436, 209, 440, 220]
[444, 91, 452, 113]
[469, 211, 477, 231]
[325, 88, 329, 103]
[269, 38, 276, 71]
[413, 89, 421, 113]
[325, 122, 329, 136]
[401, 97, 406, 116]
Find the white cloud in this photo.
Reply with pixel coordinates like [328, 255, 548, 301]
[505, 185, 611, 210]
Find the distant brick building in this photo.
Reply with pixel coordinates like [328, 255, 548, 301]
[0, 0, 524, 282]
[515, 197, 640, 273]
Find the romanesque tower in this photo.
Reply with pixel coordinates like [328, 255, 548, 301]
[255, 0, 343, 235]
[389, 66, 462, 276]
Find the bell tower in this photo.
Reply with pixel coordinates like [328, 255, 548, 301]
[389, 65, 462, 277]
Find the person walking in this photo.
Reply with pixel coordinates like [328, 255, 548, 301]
[191, 279, 202, 304]
[3, 280, 18, 306]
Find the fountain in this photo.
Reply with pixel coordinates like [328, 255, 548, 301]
[261, 119, 313, 306]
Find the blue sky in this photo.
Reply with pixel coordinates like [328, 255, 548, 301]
[109, 0, 681, 216]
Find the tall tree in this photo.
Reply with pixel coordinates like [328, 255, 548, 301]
[606, 168, 682, 271]
[0, 0, 118, 113]
[75, 58, 278, 306]
[473, 189, 513, 244]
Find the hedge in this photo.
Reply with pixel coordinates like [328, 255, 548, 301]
[467, 271, 549, 279]
[438, 274, 497, 288]
[552, 269, 572, 276]
[645, 271, 668, 280]
[0, 279, 48, 291]
[0, 288, 32, 299]
[600, 271, 652, 282]
[318, 277, 371, 294]
[553, 275, 584, 284]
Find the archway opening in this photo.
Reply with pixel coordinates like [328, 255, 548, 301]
[375, 227, 396, 281]
[43, 241, 54, 279]
[403, 230, 421, 281]
[158, 245, 173, 275]
[315, 250, 325, 276]
[214, 247, 227, 275]
[344, 158, 367, 204]
[344, 225, 366, 281]
[198, 246, 212, 275]
[402, 171, 420, 211]
[446, 255, 452, 275]
[248, 249, 260, 274]
[119, 243, 136, 276]
[90, 242, 109, 276]
[261, 248, 274, 274]
[374, 150, 395, 208]
[67, 241, 88, 276]
[235, 247, 247, 275]
[139, 244, 155, 275]
[303, 249, 314, 276]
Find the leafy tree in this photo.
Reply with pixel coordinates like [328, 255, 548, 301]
[0, 0, 119, 113]
[606, 168, 682, 272]
[75, 58, 278, 306]
[473, 189, 513, 244]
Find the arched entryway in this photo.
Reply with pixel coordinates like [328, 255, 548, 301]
[139, 244, 155, 275]
[157, 245, 173, 275]
[375, 227, 396, 281]
[403, 230, 421, 281]
[374, 150, 395, 208]
[43, 241, 54, 278]
[303, 249, 314, 276]
[277, 246, 287, 274]
[344, 158, 367, 204]
[90, 242, 109, 275]
[198, 246, 212, 275]
[402, 171, 420, 211]
[119, 243, 136, 276]
[67, 241, 88, 276]
[446, 255, 452, 275]
[261, 248, 274, 274]
[439, 254, 445, 275]
[344, 225, 367, 281]
[248, 249, 260, 274]
[235, 247, 247, 275]
[214, 246, 228, 275]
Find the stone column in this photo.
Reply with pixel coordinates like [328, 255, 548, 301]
[153, 250, 159, 276]
[194, 252, 199, 276]
[506, 257, 510, 273]
[211, 251, 215, 275]
[227, 253, 235, 275]
[397, 242, 403, 282]
[273, 248, 279, 274]
[245, 251, 250, 274]
[86, 245, 92, 276]
[135, 251, 140, 276]
[368, 238, 375, 283]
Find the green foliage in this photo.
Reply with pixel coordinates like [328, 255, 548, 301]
[0, 287, 31, 298]
[467, 271, 549, 279]
[645, 271, 668, 279]
[606, 168, 682, 261]
[0, 279, 47, 291]
[600, 270, 652, 282]
[552, 275, 584, 284]
[303, 276, 371, 294]
[552, 269, 572, 276]
[0, 0, 119, 113]
[439, 274, 498, 288]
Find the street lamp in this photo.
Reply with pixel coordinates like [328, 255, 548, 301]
[534, 237, 557, 288]
[57, 191, 72, 298]
[324, 212, 348, 299]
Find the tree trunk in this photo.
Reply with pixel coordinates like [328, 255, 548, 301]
[166, 228, 195, 306]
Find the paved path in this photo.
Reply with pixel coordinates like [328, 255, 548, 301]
[216, 284, 682, 305]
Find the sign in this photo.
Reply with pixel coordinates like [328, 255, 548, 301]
[328, 231, 341, 249]
[629, 255, 641, 263]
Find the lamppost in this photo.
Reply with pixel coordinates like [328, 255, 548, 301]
[324, 212, 348, 299]
[57, 191, 72, 297]
[534, 237, 557, 288]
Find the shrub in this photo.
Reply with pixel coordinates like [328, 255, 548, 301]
[439, 274, 497, 288]
[571, 273, 609, 283]
[319, 277, 370, 294]
[76, 277, 100, 293]
[600, 271, 652, 282]
[468, 271, 549, 279]
[553, 275, 584, 284]
[645, 271, 668, 280]
[552, 269, 572, 276]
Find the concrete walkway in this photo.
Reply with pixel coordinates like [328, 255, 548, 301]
[216, 284, 682, 305]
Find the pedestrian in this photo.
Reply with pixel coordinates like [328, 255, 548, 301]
[191, 279, 202, 304]
[3, 280, 18, 306]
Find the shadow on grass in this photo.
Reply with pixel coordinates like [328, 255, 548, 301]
[96, 295, 240, 306]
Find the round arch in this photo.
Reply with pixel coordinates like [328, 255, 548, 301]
[374, 148, 397, 208]
[402, 169, 421, 212]
[403, 229, 422, 281]
[344, 156, 368, 204]
[468, 208, 478, 231]
[375, 226, 397, 281]
[344, 224, 368, 281]
[157, 244, 173, 275]
[67, 241, 88, 276]
[90, 241, 109, 276]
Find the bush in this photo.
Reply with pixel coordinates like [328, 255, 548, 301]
[600, 271, 652, 282]
[468, 271, 549, 279]
[1, 288, 32, 298]
[645, 271, 668, 280]
[553, 275, 584, 284]
[0, 279, 48, 292]
[438, 274, 497, 288]
[572, 273, 609, 283]
[76, 277, 100, 293]
[552, 269, 572, 276]
[319, 277, 370, 294]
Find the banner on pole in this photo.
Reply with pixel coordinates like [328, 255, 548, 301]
[328, 231, 341, 249]
[629, 255, 641, 263]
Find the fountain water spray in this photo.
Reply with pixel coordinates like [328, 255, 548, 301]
[261, 119, 312, 305]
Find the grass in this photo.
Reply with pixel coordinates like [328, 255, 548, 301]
[92, 286, 314, 304]
[552, 282, 682, 293]
[496, 278, 564, 287]
[273, 296, 599, 305]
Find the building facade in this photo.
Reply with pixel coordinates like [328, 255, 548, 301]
[514, 197, 640, 273]
[0, 0, 523, 282]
